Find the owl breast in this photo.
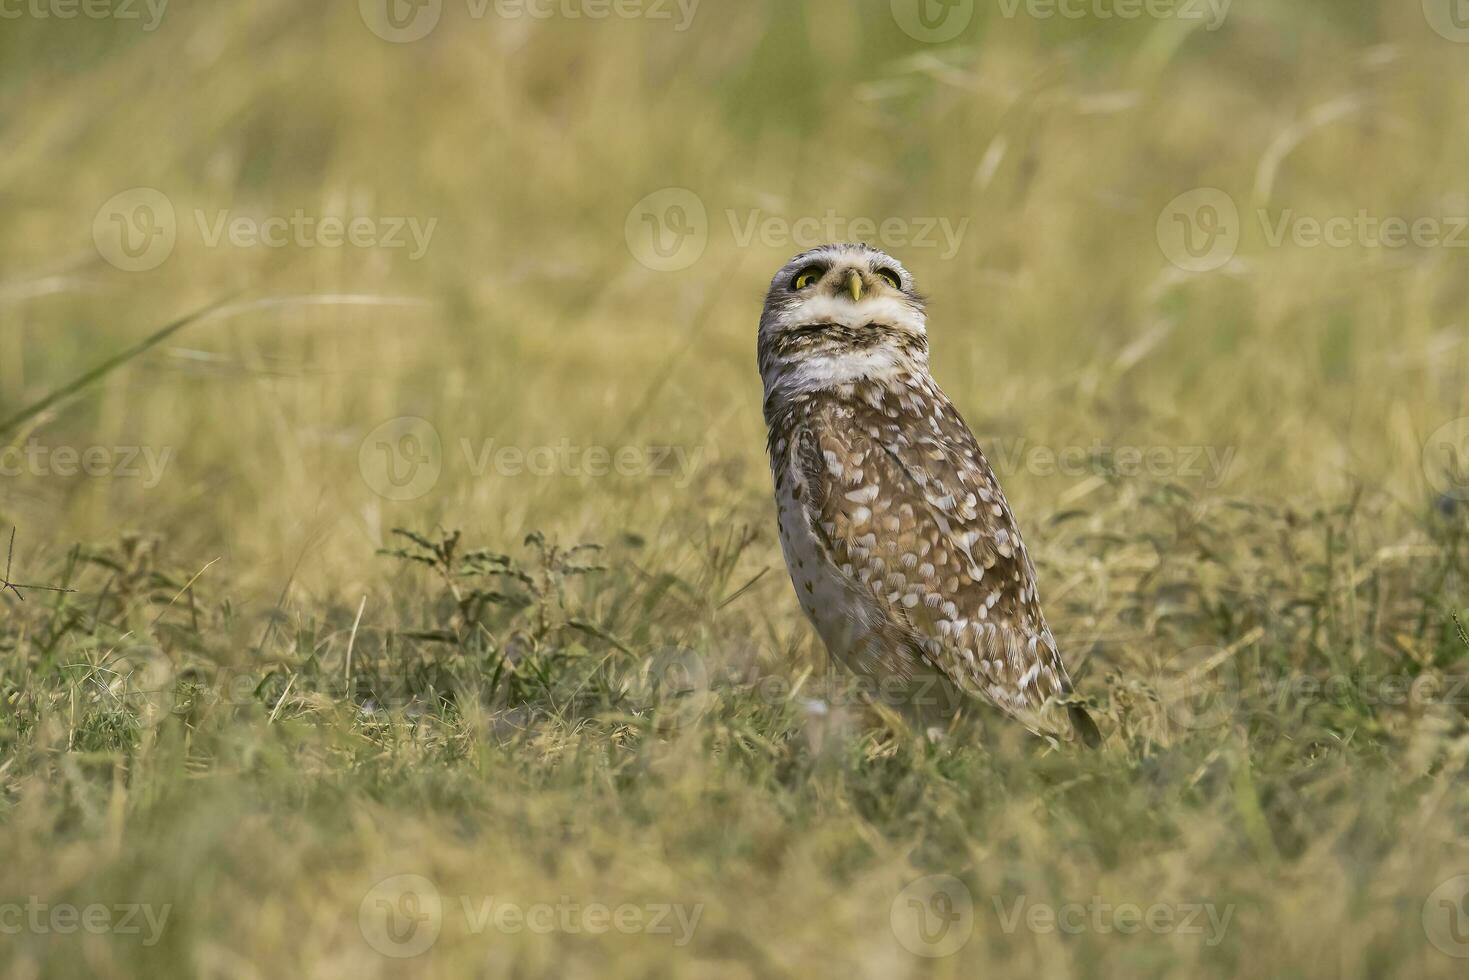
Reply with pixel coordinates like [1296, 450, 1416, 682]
[773, 466, 873, 665]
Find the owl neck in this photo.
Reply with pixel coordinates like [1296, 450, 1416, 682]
[761, 343, 931, 420]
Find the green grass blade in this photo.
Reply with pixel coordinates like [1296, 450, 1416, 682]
[0, 294, 238, 439]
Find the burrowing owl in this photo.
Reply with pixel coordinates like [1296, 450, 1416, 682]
[759, 243, 1100, 746]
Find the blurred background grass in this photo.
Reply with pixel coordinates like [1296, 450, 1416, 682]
[2, 1, 1469, 977]
[1, 0, 1464, 592]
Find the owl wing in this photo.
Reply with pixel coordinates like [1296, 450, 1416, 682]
[791, 390, 1098, 744]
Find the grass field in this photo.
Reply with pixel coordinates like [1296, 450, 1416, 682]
[3, 1, 1469, 976]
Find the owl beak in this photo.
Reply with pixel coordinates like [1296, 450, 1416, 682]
[846, 269, 864, 302]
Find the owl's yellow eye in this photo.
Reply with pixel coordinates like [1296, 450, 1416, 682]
[876, 268, 903, 290]
[792, 266, 825, 290]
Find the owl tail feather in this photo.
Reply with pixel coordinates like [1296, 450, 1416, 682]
[1068, 704, 1103, 748]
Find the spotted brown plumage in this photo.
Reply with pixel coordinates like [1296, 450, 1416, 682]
[759, 243, 1100, 746]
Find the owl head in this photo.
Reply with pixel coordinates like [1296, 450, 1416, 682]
[757, 243, 929, 396]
